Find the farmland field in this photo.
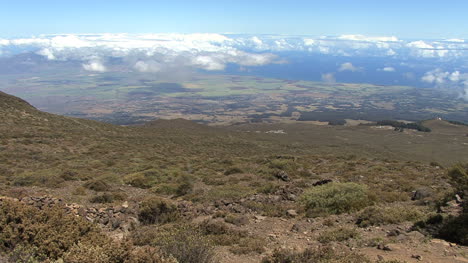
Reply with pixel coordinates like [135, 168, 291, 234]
[1, 71, 467, 125]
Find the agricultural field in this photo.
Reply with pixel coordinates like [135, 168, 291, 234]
[1, 71, 467, 125]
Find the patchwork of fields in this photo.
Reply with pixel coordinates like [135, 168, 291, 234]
[1, 72, 467, 125]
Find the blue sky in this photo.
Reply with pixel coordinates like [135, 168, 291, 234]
[0, 0, 467, 38]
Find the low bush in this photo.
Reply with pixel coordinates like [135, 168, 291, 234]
[124, 173, 154, 189]
[0, 199, 171, 262]
[89, 191, 126, 203]
[138, 197, 179, 225]
[229, 236, 265, 255]
[357, 205, 427, 227]
[150, 224, 217, 263]
[437, 213, 468, 245]
[448, 164, 468, 196]
[83, 179, 110, 191]
[175, 179, 194, 196]
[433, 163, 468, 245]
[301, 182, 372, 217]
[224, 167, 244, 175]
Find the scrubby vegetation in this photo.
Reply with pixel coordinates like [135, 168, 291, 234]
[435, 164, 468, 245]
[1, 91, 468, 262]
[375, 120, 432, 132]
[261, 246, 372, 263]
[0, 199, 173, 262]
[357, 205, 427, 227]
[301, 182, 372, 217]
[138, 197, 179, 225]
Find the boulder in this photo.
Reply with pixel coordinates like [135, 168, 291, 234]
[286, 209, 298, 217]
[411, 188, 433, 200]
[275, 170, 290, 181]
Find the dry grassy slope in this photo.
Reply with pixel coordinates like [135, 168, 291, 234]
[232, 120, 468, 166]
[2, 91, 468, 263]
[0, 91, 283, 185]
[1, 89, 468, 185]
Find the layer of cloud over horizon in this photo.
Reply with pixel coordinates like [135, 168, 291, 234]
[1, 33, 468, 73]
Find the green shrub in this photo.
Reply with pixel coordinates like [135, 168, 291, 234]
[448, 164, 468, 196]
[437, 213, 468, 245]
[224, 167, 244, 175]
[176, 180, 194, 196]
[229, 237, 265, 255]
[124, 173, 153, 189]
[357, 205, 426, 227]
[90, 193, 114, 203]
[83, 179, 110, 192]
[0, 199, 169, 262]
[435, 163, 468, 245]
[153, 183, 179, 195]
[89, 192, 126, 203]
[138, 197, 179, 225]
[12, 173, 65, 188]
[60, 170, 79, 181]
[301, 182, 372, 217]
[151, 224, 216, 263]
[198, 219, 244, 246]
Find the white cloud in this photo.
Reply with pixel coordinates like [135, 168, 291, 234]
[338, 62, 360, 72]
[1, 33, 468, 72]
[449, 71, 460, 82]
[445, 39, 465, 43]
[421, 69, 449, 84]
[82, 60, 107, 72]
[422, 69, 468, 101]
[337, 34, 399, 42]
[192, 55, 226, 71]
[134, 60, 162, 72]
[382, 67, 395, 72]
[37, 48, 55, 60]
[407, 40, 434, 49]
[321, 73, 336, 83]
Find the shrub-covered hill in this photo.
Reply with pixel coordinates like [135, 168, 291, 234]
[0, 91, 288, 184]
[1, 91, 468, 263]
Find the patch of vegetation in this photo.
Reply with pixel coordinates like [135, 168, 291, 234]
[357, 205, 427, 227]
[83, 179, 110, 192]
[433, 163, 468, 245]
[89, 192, 126, 203]
[0, 199, 172, 262]
[301, 182, 372, 217]
[448, 163, 468, 196]
[224, 167, 244, 175]
[328, 119, 346, 126]
[375, 120, 431, 132]
[132, 222, 219, 262]
[448, 120, 468, 126]
[437, 213, 468, 245]
[261, 246, 371, 263]
[138, 197, 179, 225]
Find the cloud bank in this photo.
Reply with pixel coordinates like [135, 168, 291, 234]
[1, 33, 468, 74]
[422, 69, 468, 100]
